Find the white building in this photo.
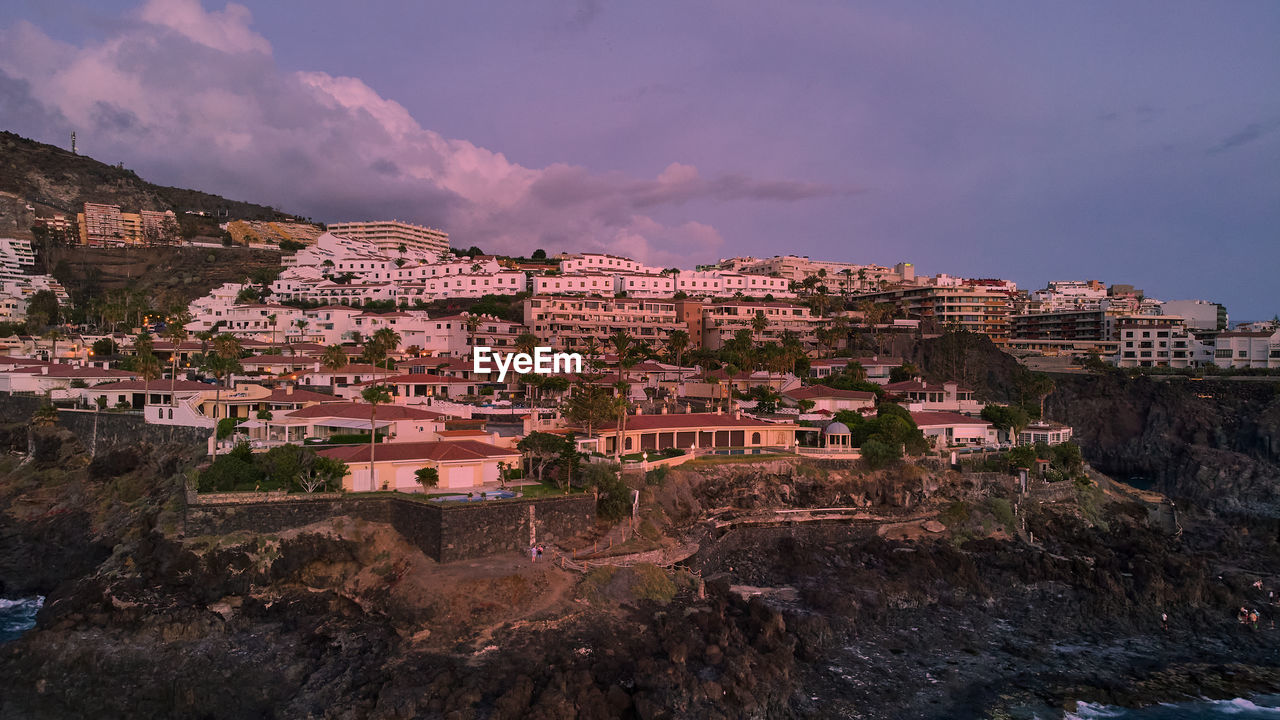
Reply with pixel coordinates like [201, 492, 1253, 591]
[911, 411, 996, 449]
[675, 270, 793, 299]
[1017, 421, 1074, 446]
[270, 233, 525, 305]
[1030, 280, 1109, 311]
[1160, 299, 1226, 332]
[1213, 329, 1280, 370]
[327, 220, 450, 258]
[0, 237, 69, 322]
[1115, 317, 1210, 368]
[559, 253, 663, 276]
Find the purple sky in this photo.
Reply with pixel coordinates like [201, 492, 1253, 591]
[2, 0, 1278, 318]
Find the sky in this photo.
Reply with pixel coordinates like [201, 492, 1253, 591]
[1, 0, 1277, 319]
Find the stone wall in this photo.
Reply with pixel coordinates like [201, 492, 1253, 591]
[435, 495, 596, 562]
[184, 492, 596, 563]
[0, 395, 210, 451]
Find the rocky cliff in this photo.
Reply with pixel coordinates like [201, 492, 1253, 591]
[1047, 375, 1280, 517]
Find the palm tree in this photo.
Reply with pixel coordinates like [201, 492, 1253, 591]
[195, 330, 215, 357]
[751, 311, 769, 343]
[610, 331, 638, 459]
[361, 384, 392, 490]
[45, 327, 64, 363]
[321, 344, 348, 395]
[267, 313, 279, 351]
[207, 334, 243, 420]
[610, 331, 634, 385]
[666, 329, 689, 398]
[294, 318, 309, 342]
[164, 315, 190, 408]
[133, 331, 154, 369]
[515, 331, 539, 357]
[370, 327, 401, 371]
[136, 352, 162, 413]
[201, 354, 238, 421]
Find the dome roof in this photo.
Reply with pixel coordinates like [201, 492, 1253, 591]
[823, 421, 851, 436]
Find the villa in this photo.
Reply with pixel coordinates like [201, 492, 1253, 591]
[910, 411, 996, 449]
[781, 385, 876, 414]
[578, 409, 798, 455]
[318, 440, 522, 492]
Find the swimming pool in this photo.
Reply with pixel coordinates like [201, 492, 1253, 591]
[430, 490, 518, 503]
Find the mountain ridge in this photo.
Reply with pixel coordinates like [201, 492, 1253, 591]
[0, 130, 296, 237]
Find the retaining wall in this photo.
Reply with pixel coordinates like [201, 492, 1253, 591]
[185, 492, 596, 563]
[0, 394, 210, 450]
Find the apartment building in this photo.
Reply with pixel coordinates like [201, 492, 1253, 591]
[559, 253, 662, 275]
[616, 273, 678, 297]
[722, 255, 915, 291]
[1011, 308, 1112, 341]
[532, 273, 618, 296]
[674, 270, 793, 298]
[0, 237, 35, 282]
[77, 203, 176, 245]
[1028, 280, 1108, 310]
[270, 233, 526, 305]
[1160, 299, 1227, 332]
[854, 284, 1014, 341]
[1115, 316, 1207, 368]
[523, 295, 683, 350]
[699, 301, 821, 351]
[327, 220, 450, 257]
[1213, 329, 1280, 370]
[0, 237, 69, 321]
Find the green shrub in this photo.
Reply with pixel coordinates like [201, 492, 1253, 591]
[216, 417, 246, 439]
[644, 465, 669, 486]
[986, 497, 1015, 533]
[198, 453, 264, 491]
[590, 464, 631, 521]
[939, 501, 971, 528]
[317, 432, 385, 445]
[861, 436, 900, 469]
[629, 563, 676, 604]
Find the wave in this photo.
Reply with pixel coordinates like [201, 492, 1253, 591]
[1066, 696, 1280, 718]
[0, 596, 44, 642]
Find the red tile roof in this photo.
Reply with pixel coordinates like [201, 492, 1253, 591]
[909, 411, 991, 428]
[263, 388, 342, 403]
[621, 413, 792, 431]
[280, 402, 446, 421]
[89, 379, 212, 392]
[318, 440, 518, 463]
[6, 365, 137, 378]
[353, 373, 474, 386]
[295, 363, 398, 377]
[884, 379, 971, 393]
[241, 354, 316, 365]
[783, 386, 876, 401]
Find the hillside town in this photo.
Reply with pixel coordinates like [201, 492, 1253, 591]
[0, 212, 1275, 495]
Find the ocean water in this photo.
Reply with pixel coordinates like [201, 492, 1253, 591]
[1067, 696, 1280, 718]
[0, 596, 44, 642]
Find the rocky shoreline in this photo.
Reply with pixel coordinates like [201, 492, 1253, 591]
[1, 419, 1280, 718]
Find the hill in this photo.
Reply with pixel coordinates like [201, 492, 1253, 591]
[48, 244, 284, 315]
[0, 130, 292, 236]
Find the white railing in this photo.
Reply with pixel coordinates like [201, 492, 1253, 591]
[144, 397, 216, 428]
